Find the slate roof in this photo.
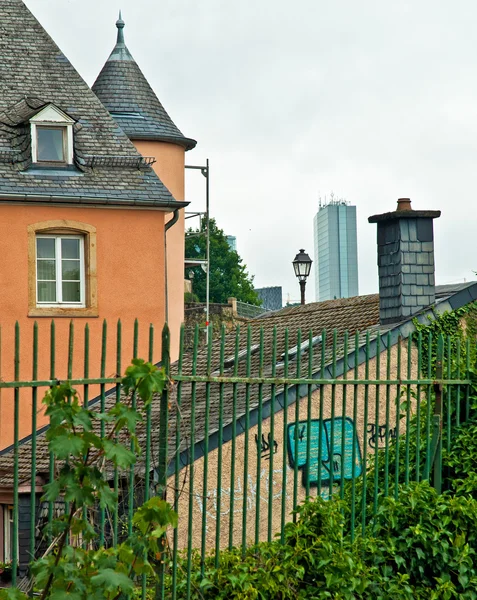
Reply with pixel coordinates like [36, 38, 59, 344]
[1, 283, 477, 487]
[0, 0, 183, 209]
[92, 15, 196, 151]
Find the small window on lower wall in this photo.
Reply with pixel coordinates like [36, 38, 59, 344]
[36, 235, 85, 306]
[2, 504, 13, 563]
[27, 220, 98, 318]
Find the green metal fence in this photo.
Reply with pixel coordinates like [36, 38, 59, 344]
[235, 301, 270, 319]
[0, 320, 473, 597]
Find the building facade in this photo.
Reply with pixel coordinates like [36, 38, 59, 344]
[0, 1, 195, 450]
[313, 200, 359, 301]
[255, 286, 283, 311]
[226, 235, 237, 251]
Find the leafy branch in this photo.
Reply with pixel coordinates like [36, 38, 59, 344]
[0, 358, 176, 600]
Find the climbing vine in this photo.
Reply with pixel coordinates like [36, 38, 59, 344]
[412, 301, 477, 377]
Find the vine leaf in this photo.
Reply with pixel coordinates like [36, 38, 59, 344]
[90, 569, 134, 594]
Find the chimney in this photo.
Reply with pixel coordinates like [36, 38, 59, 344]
[368, 199, 441, 325]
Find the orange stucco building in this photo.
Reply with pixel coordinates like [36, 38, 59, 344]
[0, 2, 196, 449]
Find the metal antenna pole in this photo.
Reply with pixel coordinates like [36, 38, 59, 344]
[186, 161, 211, 343]
[204, 159, 210, 343]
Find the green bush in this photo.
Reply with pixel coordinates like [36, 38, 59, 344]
[361, 483, 477, 598]
[444, 417, 477, 499]
[170, 480, 477, 599]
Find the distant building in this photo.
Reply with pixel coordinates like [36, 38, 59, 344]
[313, 199, 358, 301]
[226, 235, 237, 251]
[256, 286, 282, 311]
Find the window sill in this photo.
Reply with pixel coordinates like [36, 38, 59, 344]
[21, 165, 83, 177]
[28, 307, 99, 318]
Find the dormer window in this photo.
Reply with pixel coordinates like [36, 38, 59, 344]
[30, 104, 74, 165]
[36, 126, 66, 163]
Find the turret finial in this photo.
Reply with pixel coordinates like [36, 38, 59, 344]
[116, 10, 125, 44]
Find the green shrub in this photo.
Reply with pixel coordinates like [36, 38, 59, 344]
[444, 417, 477, 499]
[168, 478, 477, 599]
[361, 483, 477, 598]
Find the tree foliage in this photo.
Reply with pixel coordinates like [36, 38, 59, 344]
[185, 218, 260, 306]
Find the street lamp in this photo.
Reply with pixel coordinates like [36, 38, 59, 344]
[293, 249, 312, 305]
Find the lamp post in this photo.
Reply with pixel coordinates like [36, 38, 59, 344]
[293, 249, 312, 305]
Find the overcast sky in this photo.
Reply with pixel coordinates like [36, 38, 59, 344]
[25, 0, 477, 303]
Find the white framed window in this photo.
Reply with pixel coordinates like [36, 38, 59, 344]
[28, 220, 98, 318]
[30, 104, 74, 165]
[36, 235, 85, 307]
[36, 126, 67, 163]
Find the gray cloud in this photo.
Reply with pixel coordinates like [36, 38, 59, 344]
[25, 0, 477, 303]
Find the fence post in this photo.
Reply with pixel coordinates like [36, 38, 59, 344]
[12, 322, 19, 587]
[156, 323, 170, 600]
[432, 336, 444, 493]
[228, 297, 237, 317]
[157, 323, 170, 500]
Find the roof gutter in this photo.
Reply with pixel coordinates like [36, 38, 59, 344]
[164, 207, 182, 323]
[129, 134, 197, 151]
[0, 193, 188, 211]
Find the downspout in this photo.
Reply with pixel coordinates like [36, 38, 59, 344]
[164, 208, 181, 323]
[165, 207, 180, 232]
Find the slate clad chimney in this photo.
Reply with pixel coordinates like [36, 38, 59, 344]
[368, 199, 441, 325]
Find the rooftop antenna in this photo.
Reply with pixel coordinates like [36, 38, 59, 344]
[116, 10, 125, 44]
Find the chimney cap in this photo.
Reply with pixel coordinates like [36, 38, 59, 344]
[397, 198, 412, 211]
[368, 199, 440, 223]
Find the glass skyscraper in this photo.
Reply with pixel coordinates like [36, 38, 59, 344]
[226, 235, 237, 251]
[313, 200, 359, 302]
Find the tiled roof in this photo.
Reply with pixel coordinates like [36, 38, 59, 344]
[92, 16, 196, 151]
[1, 284, 477, 487]
[183, 294, 381, 376]
[0, 293, 378, 487]
[0, 0, 182, 209]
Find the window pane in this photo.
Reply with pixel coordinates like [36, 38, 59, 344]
[62, 260, 80, 281]
[62, 282, 81, 303]
[37, 238, 55, 258]
[38, 282, 56, 302]
[37, 128, 65, 162]
[61, 238, 80, 259]
[37, 260, 56, 280]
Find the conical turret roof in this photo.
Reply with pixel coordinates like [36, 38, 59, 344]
[92, 14, 196, 151]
